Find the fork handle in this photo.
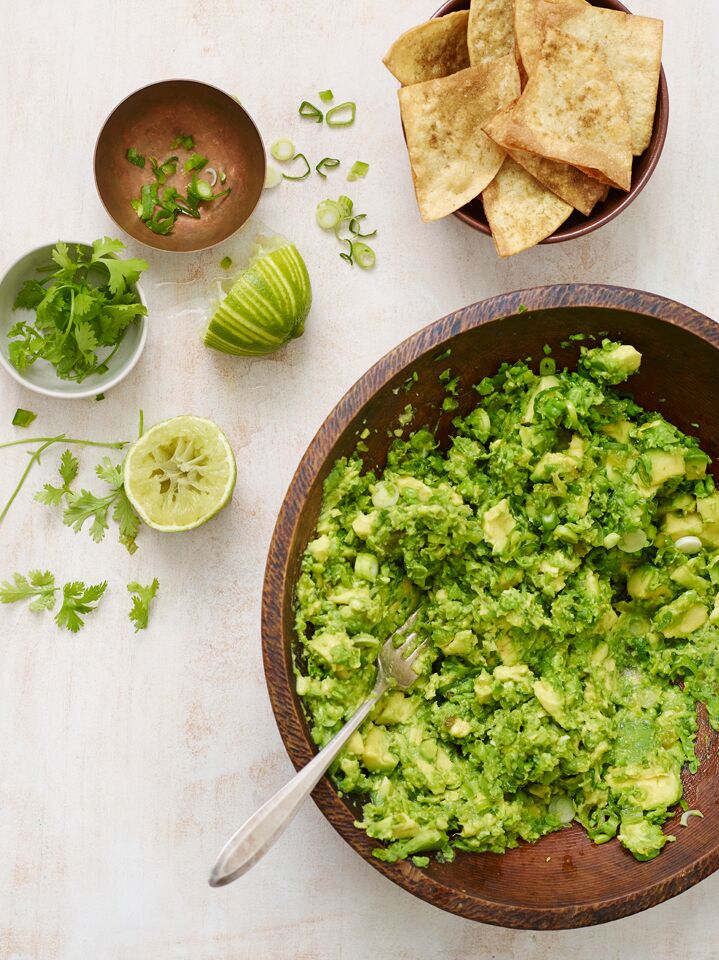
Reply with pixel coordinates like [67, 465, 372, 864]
[209, 678, 388, 887]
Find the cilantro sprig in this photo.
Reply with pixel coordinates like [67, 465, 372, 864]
[0, 570, 106, 632]
[35, 450, 140, 553]
[128, 578, 159, 632]
[9, 238, 148, 383]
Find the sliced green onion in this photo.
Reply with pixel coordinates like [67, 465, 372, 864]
[264, 164, 282, 189]
[220, 256, 232, 270]
[353, 242, 376, 270]
[315, 157, 340, 178]
[171, 133, 195, 150]
[159, 159, 177, 181]
[326, 101, 356, 127]
[299, 101, 323, 123]
[337, 195, 354, 219]
[139, 182, 157, 220]
[349, 214, 377, 239]
[539, 357, 556, 376]
[319, 89, 334, 102]
[195, 178, 214, 200]
[347, 160, 369, 181]
[126, 147, 145, 168]
[95, 393, 105, 402]
[271, 138, 296, 162]
[219, 171, 227, 184]
[339, 239, 354, 266]
[316, 199, 343, 230]
[282, 153, 311, 181]
[12, 408, 36, 428]
[147, 210, 176, 235]
[184, 153, 208, 172]
[130, 198, 143, 219]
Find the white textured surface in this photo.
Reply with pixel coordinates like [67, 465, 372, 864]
[1, 1, 718, 957]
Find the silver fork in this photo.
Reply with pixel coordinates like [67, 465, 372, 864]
[209, 610, 425, 887]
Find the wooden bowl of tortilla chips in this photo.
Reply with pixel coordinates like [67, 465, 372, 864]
[384, 0, 668, 256]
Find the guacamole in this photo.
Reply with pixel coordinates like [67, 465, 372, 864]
[295, 340, 719, 865]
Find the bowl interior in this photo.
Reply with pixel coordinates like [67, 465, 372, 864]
[263, 288, 719, 928]
[0, 244, 146, 399]
[94, 80, 266, 253]
[432, 0, 668, 243]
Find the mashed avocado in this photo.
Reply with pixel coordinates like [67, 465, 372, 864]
[295, 340, 719, 865]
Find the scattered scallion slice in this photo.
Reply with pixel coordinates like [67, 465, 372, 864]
[319, 89, 334, 102]
[299, 100, 323, 123]
[271, 138, 296, 162]
[184, 153, 208, 172]
[315, 157, 340, 178]
[353, 242, 376, 270]
[126, 147, 145, 168]
[337, 195, 353, 219]
[171, 133, 195, 150]
[539, 357, 556, 376]
[220, 256, 232, 270]
[205, 167, 218, 187]
[349, 214, 377, 239]
[326, 101, 356, 127]
[264, 165, 282, 189]
[339, 239, 354, 266]
[95, 394, 105, 402]
[189, 175, 214, 201]
[680, 809, 704, 827]
[316, 199, 343, 230]
[12, 409, 37, 428]
[347, 160, 369, 181]
[282, 153, 311, 181]
[219, 171, 227, 184]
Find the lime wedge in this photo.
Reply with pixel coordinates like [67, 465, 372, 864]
[204, 236, 312, 357]
[124, 416, 236, 532]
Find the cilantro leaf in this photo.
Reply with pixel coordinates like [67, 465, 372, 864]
[63, 489, 113, 542]
[95, 456, 124, 489]
[127, 578, 159, 631]
[55, 580, 107, 632]
[35, 449, 79, 506]
[0, 570, 57, 611]
[60, 456, 140, 553]
[13, 280, 46, 311]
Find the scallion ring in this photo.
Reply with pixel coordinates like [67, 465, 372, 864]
[339, 239, 354, 266]
[539, 357, 556, 376]
[336, 195, 353, 219]
[270, 138, 296, 162]
[316, 199, 343, 230]
[353, 242, 376, 270]
[349, 215, 377, 239]
[264, 165, 282, 189]
[282, 153, 311, 181]
[205, 166, 218, 187]
[319, 89, 334, 102]
[298, 100, 323, 123]
[326, 101, 356, 127]
[347, 160, 369, 181]
[315, 157, 340, 178]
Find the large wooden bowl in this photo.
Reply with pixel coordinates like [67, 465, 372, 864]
[262, 285, 719, 929]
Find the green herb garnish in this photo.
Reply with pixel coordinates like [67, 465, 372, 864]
[126, 147, 146, 168]
[184, 153, 208, 172]
[55, 580, 107, 632]
[319, 89, 334, 102]
[171, 133, 195, 150]
[8, 238, 148, 383]
[283, 153, 312, 181]
[128, 578, 159, 632]
[316, 157, 340, 178]
[0, 570, 107, 632]
[12, 409, 36, 428]
[316, 196, 377, 267]
[299, 100, 323, 122]
[60, 456, 140, 553]
[220, 256, 232, 270]
[347, 160, 369, 181]
[326, 102, 356, 127]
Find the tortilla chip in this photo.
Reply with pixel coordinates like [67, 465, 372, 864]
[383, 11, 471, 86]
[468, 0, 514, 66]
[482, 156, 573, 256]
[561, 7, 663, 154]
[501, 27, 633, 192]
[398, 56, 521, 222]
[483, 103, 606, 215]
[514, 0, 588, 77]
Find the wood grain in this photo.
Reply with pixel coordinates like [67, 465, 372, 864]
[262, 284, 719, 929]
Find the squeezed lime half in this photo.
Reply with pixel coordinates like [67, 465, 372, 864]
[124, 416, 236, 532]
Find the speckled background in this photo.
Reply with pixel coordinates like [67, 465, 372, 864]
[1, 1, 718, 957]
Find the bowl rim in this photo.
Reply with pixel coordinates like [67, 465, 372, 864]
[0, 241, 148, 400]
[262, 284, 719, 929]
[430, 0, 669, 244]
[92, 78, 266, 254]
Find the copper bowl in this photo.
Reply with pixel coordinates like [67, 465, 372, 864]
[432, 0, 669, 243]
[262, 285, 719, 929]
[94, 80, 265, 253]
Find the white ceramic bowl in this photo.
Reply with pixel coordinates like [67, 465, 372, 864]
[0, 242, 148, 399]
